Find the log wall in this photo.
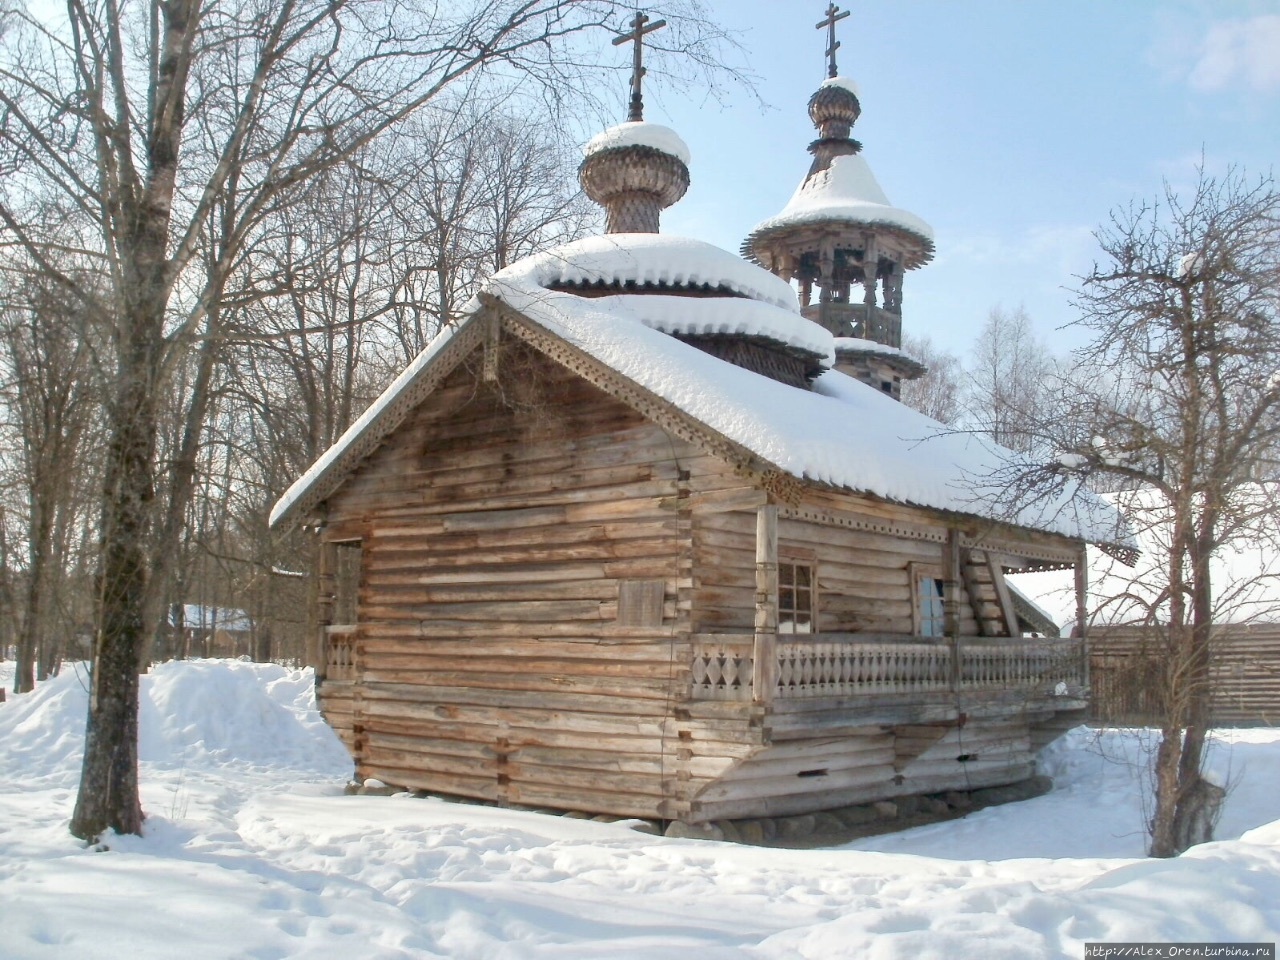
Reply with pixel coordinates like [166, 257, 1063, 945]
[317, 343, 759, 818]
[689, 716, 1035, 821]
[691, 509, 994, 636]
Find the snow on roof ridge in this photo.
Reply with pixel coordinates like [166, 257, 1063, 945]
[583, 121, 691, 166]
[493, 234, 800, 312]
[754, 154, 934, 243]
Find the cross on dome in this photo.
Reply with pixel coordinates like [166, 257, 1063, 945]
[816, 3, 851, 79]
[613, 11, 667, 122]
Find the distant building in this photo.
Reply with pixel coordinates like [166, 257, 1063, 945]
[170, 605, 253, 659]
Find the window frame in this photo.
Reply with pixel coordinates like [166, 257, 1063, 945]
[911, 562, 947, 638]
[777, 554, 817, 635]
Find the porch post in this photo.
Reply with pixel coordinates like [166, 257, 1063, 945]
[314, 539, 336, 678]
[1075, 544, 1090, 689]
[944, 529, 962, 690]
[753, 504, 779, 704]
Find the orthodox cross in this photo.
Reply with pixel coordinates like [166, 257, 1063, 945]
[613, 11, 666, 122]
[816, 3, 851, 79]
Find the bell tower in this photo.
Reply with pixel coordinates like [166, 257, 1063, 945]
[742, 4, 934, 399]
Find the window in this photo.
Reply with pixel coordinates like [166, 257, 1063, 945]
[779, 561, 815, 634]
[913, 565, 946, 637]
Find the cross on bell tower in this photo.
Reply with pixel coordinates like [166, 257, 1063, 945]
[816, 3, 851, 79]
[613, 11, 667, 122]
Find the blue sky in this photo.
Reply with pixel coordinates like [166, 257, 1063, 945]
[632, 0, 1280, 356]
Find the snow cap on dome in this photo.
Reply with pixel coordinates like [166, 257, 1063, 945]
[584, 122, 691, 165]
[579, 122, 691, 234]
[821, 75, 860, 97]
[753, 154, 934, 247]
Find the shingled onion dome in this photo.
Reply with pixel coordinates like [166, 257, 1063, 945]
[579, 122, 690, 235]
[807, 75, 862, 174]
[743, 75, 935, 400]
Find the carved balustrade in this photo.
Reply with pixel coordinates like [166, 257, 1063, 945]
[689, 633, 1085, 701]
[323, 625, 357, 681]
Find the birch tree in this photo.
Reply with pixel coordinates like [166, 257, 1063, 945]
[967, 305, 1055, 455]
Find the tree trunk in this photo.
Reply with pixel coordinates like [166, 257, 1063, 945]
[1148, 720, 1183, 858]
[70, 357, 158, 840]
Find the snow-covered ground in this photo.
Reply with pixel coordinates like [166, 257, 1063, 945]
[2, 660, 1278, 959]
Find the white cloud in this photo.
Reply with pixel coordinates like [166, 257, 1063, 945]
[1188, 15, 1280, 94]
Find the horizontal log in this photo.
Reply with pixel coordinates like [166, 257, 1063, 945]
[356, 698, 671, 737]
[360, 636, 673, 658]
[356, 681, 676, 716]
[362, 579, 624, 604]
[714, 745, 897, 785]
[504, 782, 663, 820]
[359, 668, 676, 700]
[694, 758, 897, 804]
[372, 518, 680, 553]
[362, 620, 677, 640]
[360, 598, 611, 623]
[361, 655, 674, 681]
[366, 535, 679, 573]
[356, 764, 500, 802]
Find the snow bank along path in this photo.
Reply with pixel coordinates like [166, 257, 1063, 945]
[1, 660, 1278, 959]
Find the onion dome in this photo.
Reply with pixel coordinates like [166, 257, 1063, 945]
[579, 122, 690, 235]
[807, 76, 863, 173]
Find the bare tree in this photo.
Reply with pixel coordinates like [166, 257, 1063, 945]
[900, 333, 963, 425]
[0, 253, 98, 693]
[0, 0, 738, 841]
[967, 305, 1056, 455]
[999, 168, 1280, 856]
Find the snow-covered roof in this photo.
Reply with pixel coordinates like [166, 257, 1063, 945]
[501, 234, 799, 311]
[821, 75, 860, 97]
[752, 154, 935, 248]
[834, 337, 913, 361]
[583, 122, 691, 165]
[270, 231, 1126, 544]
[589, 294, 833, 361]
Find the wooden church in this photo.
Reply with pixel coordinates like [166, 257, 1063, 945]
[271, 9, 1126, 825]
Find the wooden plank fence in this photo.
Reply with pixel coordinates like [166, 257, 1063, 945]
[1089, 624, 1280, 727]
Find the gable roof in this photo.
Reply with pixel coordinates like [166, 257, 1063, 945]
[271, 234, 1127, 549]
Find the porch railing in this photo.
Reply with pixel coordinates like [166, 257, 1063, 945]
[322, 625, 357, 681]
[690, 633, 1085, 702]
